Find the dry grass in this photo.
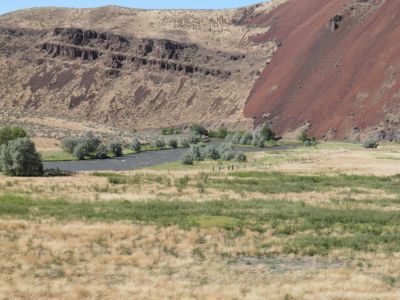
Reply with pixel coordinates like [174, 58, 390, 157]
[0, 220, 399, 300]
[1, 142, 400, 299]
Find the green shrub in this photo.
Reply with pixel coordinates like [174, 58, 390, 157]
[235, 152, 247, 162]
[181, 152, 194, 165]
[109, 141, 123, 157]
[130, 139, 141, 152]
[95, 144, 109, 159]
[205, 146, 220, 160]
[188, 132, 201, 144]
[168, 138, 178, 148]
[257, 139, 265, 148]
[175, 176, 190, 192]
[260, 124, 275, 141]
[62, 131, 101, 159]
[80, 131, 101, 153]
[190, 124, 208, 136]
[0, 126, 27, 146]
[73, 143, 88, 160]
[218, 142, 235, 161]
[209, 127, 228, 139]
[240, 133, 253, 145]
[161, 128, 174, 135]
[304, 139, 318, 147]
[155, 138, 166, 149]
[61, 136, 79, 153]
[363, 140, 379, 149]
[188, 144, 204, 161]
[180, 138, 190, 148]
[0, 138, 43, 176]
[299, 130, 309, 143]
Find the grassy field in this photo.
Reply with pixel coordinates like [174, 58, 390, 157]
[1, 142, 400, 299]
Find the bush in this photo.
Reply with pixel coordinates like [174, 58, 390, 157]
[155, 138, 166, 149]
[205, 146, 220, 160]
[95, 144, 109, 159]
[168, 138, 178, 148]
[109, 141, 123, 157]
[188, 144, 204, 161]
[130, 139, 141, 152]
[161, 128, 174, 135]
[62, 131, 101, 159]
[0, 126, 27, 146]
[190, 124, 208, 136]
[188, 132, 202, 144]
[209, 127, 228, 139]
[61, 136, 79, 153]
[80, 131, 101, 154]
[257, 139, 265, 148]
[260, 124, 275, 141]
[235, 152, 247, 162]
[181, 152, 194, 165]
[304, 138, 318, 147]
[363, 140, 379, 149]
[180, 138, 190, 148]
[240, 133, 253, 145]
[299, 130, 309, 143]
[218, 142, 235, 161]
[73, 143, 88, 160]
[0, 138, 43, 176]
[231, 132, 243, 144]
[175, 176, 190, 192]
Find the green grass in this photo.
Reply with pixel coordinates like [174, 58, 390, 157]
[211, 172, 400, 194]
[1, 194, 400, 255]
[41, 151, 79, 162]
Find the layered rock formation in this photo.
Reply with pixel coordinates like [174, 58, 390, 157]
[0, 3, 282, 130]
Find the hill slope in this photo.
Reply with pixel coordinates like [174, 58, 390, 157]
[1, 0, 399, 140]
[244, 0, 400, 141]
[0, 2, 284, 131]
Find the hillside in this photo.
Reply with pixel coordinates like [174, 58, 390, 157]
[0, 0, 399, 140]
[244, 0, 400, 141]
[0, 2, 285, 131]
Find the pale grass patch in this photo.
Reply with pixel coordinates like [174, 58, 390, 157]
[0, 220, 399, 299]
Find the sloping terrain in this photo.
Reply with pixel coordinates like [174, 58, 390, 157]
[244, 0, 400, 140]
[1, 0, 400, 140]
[0, 2, 285, 131]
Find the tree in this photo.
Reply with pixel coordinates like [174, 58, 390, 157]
[155, 138, 166, 149]
[190, 124, 208, 136]
[95, 144, 109, 159]
[61, 131, 101, 159]
[0, 138, 43, 176]
[299, 130, 309, 143]
[61, 136, 79, 153]
[109, 141, 123, 157]
[0, 126, 27, 146]
[205, 146, 220, 160]
[130, 139, 141, 152]
[260, 124, 275, 141]
[168, 138, 178, 148]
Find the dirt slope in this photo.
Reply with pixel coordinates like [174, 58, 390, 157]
[244, 0, 400, 140]
[0, 2, 285, 131]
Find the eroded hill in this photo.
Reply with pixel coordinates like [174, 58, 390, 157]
[1, 0, 400, 140]
[0, 2, 284, 131]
